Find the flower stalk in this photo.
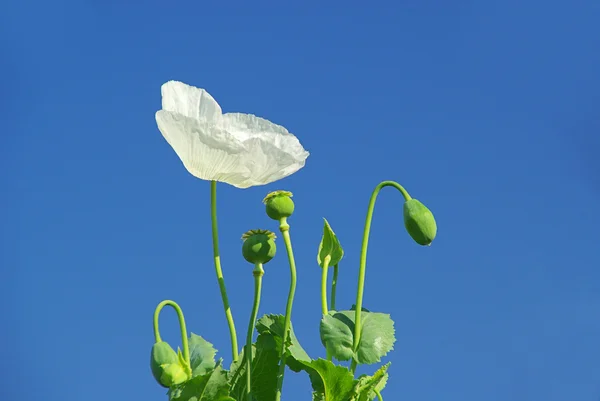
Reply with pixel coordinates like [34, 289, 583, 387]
[275, 217, 297, 401]
[245, 263, 264, 401]
[320, 255, 331, 315]
[351, 181, 412, 373]
[210, 180, 239, 362]
[153, 300, 191, 365]
[263, 190, 298, 401]
[150, 300, 192, 388]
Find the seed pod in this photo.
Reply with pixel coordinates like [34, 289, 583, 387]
[242, 229, 277, 264]
[150, 341, 188, 388]
[263, 190, 295, 221]
[403, 198, 437, 246]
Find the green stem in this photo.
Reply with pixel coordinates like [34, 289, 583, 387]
[153, 300, 191, 367]
[352, 181, 411, 373]
[375, 389, 384, 401]
[330, 264, 339, 311]
[275, 217, 297, 401]
[320, 255, 331, 315]
[321, 257, 333, 361]
[210, 180, 239, 362]
[245, 264, 264, 401]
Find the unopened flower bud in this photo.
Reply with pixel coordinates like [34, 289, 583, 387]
[160, 362, 188, 387]
[403, 199, 437, 246]
[150, 341, 189, 388]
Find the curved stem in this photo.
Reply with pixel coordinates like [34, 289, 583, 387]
[245, 264, 264, 401]
[275, 218, 297, 401]
[375, 389, 384, 401]
[210, 180, 239, 362]
[153, 300, 191, 367]
[330, 264, 339, 311]
[320, 255, 331, 315]
[352, 181, 411, 367]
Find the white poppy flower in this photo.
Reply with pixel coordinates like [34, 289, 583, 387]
[155, 81, 309, 189]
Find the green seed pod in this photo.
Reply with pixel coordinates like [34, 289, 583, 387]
[150, 341, 188, 388]
[403, 198, 437, 246]
[263, 190, 295, 221]
[242, 229, 277, 264]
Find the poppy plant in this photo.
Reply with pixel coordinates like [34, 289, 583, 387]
[148, 81, 437, 401]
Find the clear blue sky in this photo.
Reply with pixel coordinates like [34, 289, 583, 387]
[2, 1, 599, 400]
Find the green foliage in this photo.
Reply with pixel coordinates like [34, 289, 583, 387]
[147, 179, 437, 400]
[297, 358, 357, 401]
[168, 364, 230, 401]
[317, 219, 344, 268]
[320, 310, 396, 365]
[255, 314, 311, 371]
[189, 334, 217, 377]
[228, 333, 280, 401]
[351, 363, 390, 401]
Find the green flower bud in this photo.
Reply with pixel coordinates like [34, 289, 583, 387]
[263, 190, 295, 220]
[150, 341, 189, 388]
[160, 362, 188, 387]
[242, 229, 277, 264]
[403, 198, 437, 246]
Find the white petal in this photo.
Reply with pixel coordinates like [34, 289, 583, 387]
[222, 113, 309, 162]
[156, 110, 254, 186]
[235, 138, 308, 187]
[220, 113, 309, 186]
[161, 81, 223, 124]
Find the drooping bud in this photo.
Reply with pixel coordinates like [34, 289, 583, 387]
[242, 229, 277, 264]
[150, 341, 189, 388]
[403, 199, 437, 246]
[159, 362, 188, 387]
[263, 190, 295, 221]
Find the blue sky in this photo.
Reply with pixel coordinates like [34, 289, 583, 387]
[2, 1, 599, 400]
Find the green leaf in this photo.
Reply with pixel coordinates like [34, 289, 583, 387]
[228, 334, 280, 401]
[296, 358, 356, 401]
[369, 372, 388, 401]
[168, 364, 229, 401]
[227, 350, 247, 400]
[350, 305, 371, 313]
[189, 334, 217, 377]
[317, 219, 344, 268]
[256, 314, 311, 372]
[319, 313, 354, 361]
[351, 363, 390, 401]
[252, 334, 280, 401]
[319, 310, 395, 365]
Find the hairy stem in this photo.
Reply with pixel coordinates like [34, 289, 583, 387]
[210, 180, 239, 362]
